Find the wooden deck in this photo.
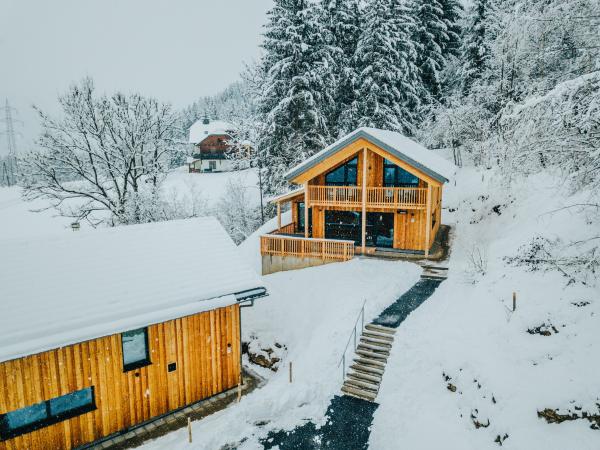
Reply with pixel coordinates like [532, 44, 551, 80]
[260, 234, 355, 262]
[307, 186, 426, 209]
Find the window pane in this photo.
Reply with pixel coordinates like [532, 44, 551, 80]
[384, 167, 396, 185]
[122, 328, 148, 367]
[48, 388, 93, 417]
[5, 401, 47, 430]
[398, 168, 419, 186]
[346, 166, 357, 184]
[325, 165, 345, 184]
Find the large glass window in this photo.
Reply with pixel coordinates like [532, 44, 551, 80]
[383, 159, 419, 187]
[297, 202, 312, 233]
[0, 387, 95, 439]
[325, 157, 358, 186]
[122, 327, 150, 372]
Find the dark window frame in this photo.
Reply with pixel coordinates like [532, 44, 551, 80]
[296, 202, 312, 233]
[121, 327, 151, 372]
[0, 387, 96, 441]
[325, 157, 358, 186]
[383, 159, 420, 187]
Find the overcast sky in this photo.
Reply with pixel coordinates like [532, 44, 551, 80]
[0, 0, 272, 154]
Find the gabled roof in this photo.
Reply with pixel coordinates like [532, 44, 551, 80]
[285, 127, 455, 183]
[189, 119, 234, 144]
[0, 217, 265, 363]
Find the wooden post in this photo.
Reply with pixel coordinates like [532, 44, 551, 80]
[277, 202, 281, 230]
[304, 184, 309, 238]
[512, 292, 516, 312]
[237, 374, 242, 403]
[187, 417, 192, 443]
[425, 183, 432, 257]
[289, 361, 293, 383]
[361, 148, 367, 254]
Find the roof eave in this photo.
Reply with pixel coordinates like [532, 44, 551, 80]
[284, 129, 449, 184]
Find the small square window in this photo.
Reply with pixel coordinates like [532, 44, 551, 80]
[122, 327, 151, 372]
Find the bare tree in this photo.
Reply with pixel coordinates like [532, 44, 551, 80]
[20, 78, 183, 225]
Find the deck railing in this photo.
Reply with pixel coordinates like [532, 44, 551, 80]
[270, 222, 297, 235]
[308, 186, 362, 207]
[307, 186, 426, 209]
[260, 235, 355, 261]
[366, 187, 427, 208]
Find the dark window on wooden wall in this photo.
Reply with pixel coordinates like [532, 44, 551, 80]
[0, 387, 95, 440]
[325, 157, 358, 186]
[383, 159, 419, 187]
[122, 327, 151, 372]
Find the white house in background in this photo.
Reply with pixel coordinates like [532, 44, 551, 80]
[187, 118, 240, 173]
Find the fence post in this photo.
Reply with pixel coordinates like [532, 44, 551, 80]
[289, 361, 293, 383]
[187, 417, 192, 443]
[512, 292, 516, 312]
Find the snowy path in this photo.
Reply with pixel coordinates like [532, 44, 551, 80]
[262, 277, 444, 449]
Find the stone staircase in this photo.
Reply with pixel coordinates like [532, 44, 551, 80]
[420, 264, 448, 280]
[341, 323, 396, 402]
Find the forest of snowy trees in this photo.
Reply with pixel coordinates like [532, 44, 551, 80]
[231, 0, 598, 195]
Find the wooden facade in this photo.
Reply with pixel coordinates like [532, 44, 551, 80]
[0, 304, 241, 450]
[265, 136, 445, 261]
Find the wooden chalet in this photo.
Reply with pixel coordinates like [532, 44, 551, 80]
[187, 118, 236, 173]
[0, 218, 266, 449]
[261, 127, 454, 275]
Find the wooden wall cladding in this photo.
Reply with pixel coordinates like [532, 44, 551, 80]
[0, 304, 241, 450]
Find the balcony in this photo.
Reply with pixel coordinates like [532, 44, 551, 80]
[307, 186, 427, 209]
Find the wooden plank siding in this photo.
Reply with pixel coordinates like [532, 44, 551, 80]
[0, 304, 241, 450]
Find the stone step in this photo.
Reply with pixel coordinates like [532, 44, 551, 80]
[341, 384, 377, 402]
[344, 377, 379, 393]
[356, 349, 388, 361]
[365, 323, 396, 335]
[360, 336, 393, 348]
[350, 363, 385, 376]
[362, 331, 394, 342]
[357, 343, 390, 355]
[353, 357, 386, 369]
[347, 370, 382, 384]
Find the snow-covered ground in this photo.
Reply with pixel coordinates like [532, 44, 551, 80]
[141, 256, 421, 449]
[0, 167, 259, 240]
[370, 168, 600, 449]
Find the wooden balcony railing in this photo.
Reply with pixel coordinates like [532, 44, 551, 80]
[270, 223, 296, 235]
[366, 187, 427, 208]
[260, 235, 355, 261]
[308, 186, 362, 207]
[307, 186, 426, 209]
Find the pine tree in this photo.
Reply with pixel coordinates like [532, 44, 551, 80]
[355, 0, 421, 134]
[461, 0, 494, 95]
[257, 0, 334, 193]
[320, 0, 362, 136]
[411, 0, 448, 101]
[439, 0, 463, 56]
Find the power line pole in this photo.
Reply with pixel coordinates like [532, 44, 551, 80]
[0, 99, 21, 186]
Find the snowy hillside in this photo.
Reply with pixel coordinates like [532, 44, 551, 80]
[0, 168, 259, 239]
[370, 168, 600, 449]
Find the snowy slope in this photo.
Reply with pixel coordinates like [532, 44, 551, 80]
[369, 168, 600, 450]
[141, 247, 421, 449]
[0, 168, 260, 240]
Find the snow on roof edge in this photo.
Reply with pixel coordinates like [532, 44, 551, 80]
[284, 127, 455, 183]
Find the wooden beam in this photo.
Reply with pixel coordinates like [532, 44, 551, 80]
[361, 148, 367, 254]
[304, 184, 309, 238]
[425, 183, 432, 257]
[277, 202, 281, 230]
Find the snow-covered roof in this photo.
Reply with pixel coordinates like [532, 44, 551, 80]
[285, 127, 455, 183]
[0, 217, 265, 363]
[188, 118, 234, 144]
[268, 187, 305, 204]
